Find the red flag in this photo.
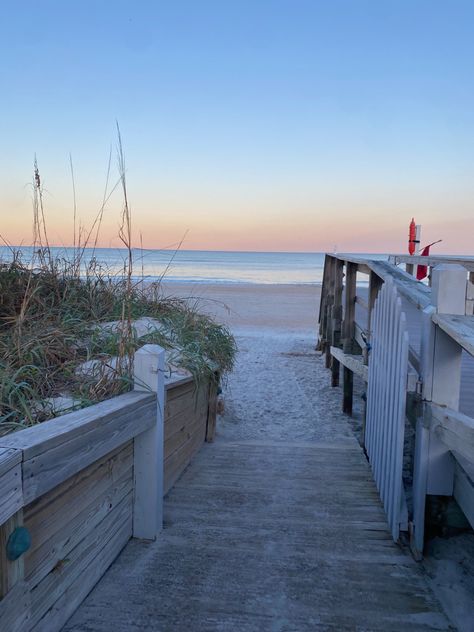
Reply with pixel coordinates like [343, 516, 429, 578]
[416, 245, 430, 280]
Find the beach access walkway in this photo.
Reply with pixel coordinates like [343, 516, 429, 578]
[63, 330, 450, 631]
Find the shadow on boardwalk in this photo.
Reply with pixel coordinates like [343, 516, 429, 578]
[63, 331, 451, 631]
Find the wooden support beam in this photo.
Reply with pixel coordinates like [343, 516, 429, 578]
[330, 347, 368, 382]
[205, 377, 219, 443]
[367, 271, 383, 342]
[429, 403, 474, 464]
[431, 313, 474, 357]
[355, 295, 368, 311]
[330, 259, 344, 387]
[453, 454, 474, 530]
[354, 322, 367, 351]
[325, 257, 335, 369]
[342, 263, 357, 413]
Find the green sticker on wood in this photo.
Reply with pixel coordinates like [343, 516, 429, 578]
[6, 526, 31, 561]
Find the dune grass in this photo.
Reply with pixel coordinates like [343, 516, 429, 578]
[0, 254, 236, 435]
[0, 131, 236, 435]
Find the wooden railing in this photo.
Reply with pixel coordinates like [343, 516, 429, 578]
[318, 254, 474, 557]
[388, 254, 474, 315]
[0, 344, 218, 631]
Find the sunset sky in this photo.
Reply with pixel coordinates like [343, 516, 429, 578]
[1, 1, 474, 253]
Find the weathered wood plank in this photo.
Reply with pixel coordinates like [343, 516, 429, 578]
[432, 313, 474, 357]
[205, 380, 218, 442]
[164, 422, 207, 494]
[330, 346, 368, 382]
[453, 453, 474, 529]
[19, 396, 154, 503]
[330, 259, 344, 387]
[0, 580, 31, 632]
[165, 382, 204, 426]
[0, 510, 25, 598]
[0, 446, 22, 477]
[165, 400, 209, 459]
[0, 449, 23, 524]
[389, 254, 474, 272]
[430, 403, 474, 464]
[29, 493, 132, 629]
[355, 295, 368, 310]
[164, 374, 193, 391]
[25, 446, 133, 587]
[61, 441, 450, 632]
[0, 391, 154, 458]
[31, 515, 132, 632]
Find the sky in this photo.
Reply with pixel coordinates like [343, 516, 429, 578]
[1, 0, 474, 253]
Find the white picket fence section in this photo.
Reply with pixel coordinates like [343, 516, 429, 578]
[365, 276, 409, 541]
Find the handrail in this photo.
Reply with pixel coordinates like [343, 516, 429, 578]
[389, 254, 474, 272]
[431, 313, 474, 357]
[325, 254, 432, 310]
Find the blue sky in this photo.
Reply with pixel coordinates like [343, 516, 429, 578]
[1, 1, 474, 252]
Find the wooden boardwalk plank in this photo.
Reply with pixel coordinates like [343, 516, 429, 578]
[63, 440, 449, 632]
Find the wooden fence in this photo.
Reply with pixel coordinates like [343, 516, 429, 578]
[318, 254, 474, 558]
[0, 344, 218, 631]
[365, 277, 409, 541]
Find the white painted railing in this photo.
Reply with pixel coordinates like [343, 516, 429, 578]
[365, 277, 409, 541]
[320, 254, 474, 556]
[412, 265, 474, 557]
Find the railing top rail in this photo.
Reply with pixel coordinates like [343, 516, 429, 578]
[432, 313, 474, 357]
[324, 253, 432, 310]
[389, 254, 474, 272]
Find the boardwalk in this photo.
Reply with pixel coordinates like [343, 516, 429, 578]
[64, 331, 450, 631]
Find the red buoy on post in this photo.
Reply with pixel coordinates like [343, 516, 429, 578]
[408, 218, 416, 255]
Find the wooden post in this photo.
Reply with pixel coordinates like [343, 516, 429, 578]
[411, 264, 466, 556]
[133, 344, 165, 540]
[317, 256, 330, 351]
[467, 271, 474, 315]
[205, 375, 219, 442]
[331, 259, 344, 387]
[325, 257, 335, 368]
[361, 271, 383, 444]
[367, 271, 383, 355]
[342, 262, 357, 413]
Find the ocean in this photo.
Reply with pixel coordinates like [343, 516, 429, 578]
[0, 247, 387, 285]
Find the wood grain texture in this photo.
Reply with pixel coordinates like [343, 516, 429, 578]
[0, 448, 23, 525]
[205, 380, 218, 443]
[0, 510, 25, 599]
[0, 580, 31, 632]
[330, 347, 368, 382]
[29, 492, 132, 630]
[24, 444, 133, 588]
[432, 313, 474, 357]
[430, 403, 474, 465]
[61, 441, 450, 632]
[0, 391, 154, 458]
[16, 394, 154, 503]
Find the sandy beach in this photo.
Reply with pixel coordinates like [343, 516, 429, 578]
[161, 282, 321, 333]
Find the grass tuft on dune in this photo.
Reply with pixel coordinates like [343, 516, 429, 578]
[0, 253, 236, 436]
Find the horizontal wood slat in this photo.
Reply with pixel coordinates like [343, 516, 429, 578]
[330, 347, 368, 382]
[1, 394, 155, 504]
[0, 448, 23, 524]
[432, 313, 474, 357]
[430, 403, 474, 464]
